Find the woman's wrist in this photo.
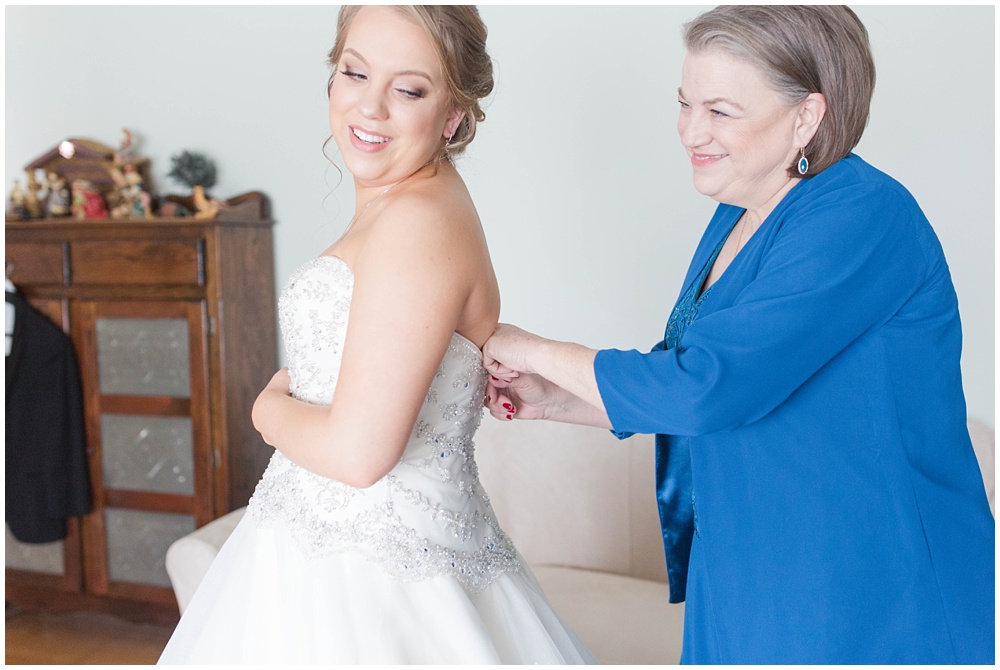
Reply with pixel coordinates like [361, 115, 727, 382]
[529, 338, 602, 410]
[523, 334, 550, 376]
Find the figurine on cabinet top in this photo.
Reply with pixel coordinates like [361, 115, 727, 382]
[24, 172, 44, 219]
[126, 165, 152, 219]
[113, 128, 136, 167]
[7, 179, 29, 220]
[109, 164, 152, 219]
[71, 180, 108, 220]
[193, 185, 221, 219]
[45, 172, 71, 217]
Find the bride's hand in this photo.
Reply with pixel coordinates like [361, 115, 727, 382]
[252, 368, 291, 446]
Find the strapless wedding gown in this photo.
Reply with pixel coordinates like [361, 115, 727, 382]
[158, 256, 593, 664]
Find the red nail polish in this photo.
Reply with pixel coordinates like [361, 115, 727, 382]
[506, 414, 513, 420]
[486, 395, 491, 403]
[502, 403, 513, 411]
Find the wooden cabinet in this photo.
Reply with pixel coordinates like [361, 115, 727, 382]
[5, 209, 277, 622]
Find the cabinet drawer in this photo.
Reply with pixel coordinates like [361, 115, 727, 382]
[5, 241, 66, 285]
[71, 239, 204, 286]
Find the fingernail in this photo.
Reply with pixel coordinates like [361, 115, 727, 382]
[486, 395, 491, 403]
[502, 403, 513, 411]
[506, 414, 513, 420]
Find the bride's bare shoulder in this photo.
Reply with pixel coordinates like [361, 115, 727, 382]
[365, 177, 479, 256]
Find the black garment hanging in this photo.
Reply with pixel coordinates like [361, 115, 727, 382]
[5, 287, 92, 543]
[5, 278, 14, 356]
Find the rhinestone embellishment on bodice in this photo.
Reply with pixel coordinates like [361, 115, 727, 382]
[248, 256, 522, 593]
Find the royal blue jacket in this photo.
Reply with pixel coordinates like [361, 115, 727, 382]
[594, 154, 994, 664]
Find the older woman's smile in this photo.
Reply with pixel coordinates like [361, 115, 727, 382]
[690, 152, 726, 166]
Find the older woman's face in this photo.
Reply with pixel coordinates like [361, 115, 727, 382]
[677, 50, 802, 212]
[329, 6, 461, 190]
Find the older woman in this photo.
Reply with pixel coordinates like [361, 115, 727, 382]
[484, 5, 993, 664]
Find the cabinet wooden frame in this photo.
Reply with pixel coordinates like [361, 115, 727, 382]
[5, 215, 278, 622]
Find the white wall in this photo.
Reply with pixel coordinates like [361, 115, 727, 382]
[5, 5, 994, 426]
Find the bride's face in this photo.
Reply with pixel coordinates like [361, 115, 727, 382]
[328, 6, 462, 190]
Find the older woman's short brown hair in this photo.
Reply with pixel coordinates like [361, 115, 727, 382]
[327, 5, 494, 157]
[684, 5, 875, 177]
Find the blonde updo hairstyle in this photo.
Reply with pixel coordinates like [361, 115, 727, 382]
[327, 5, 494, 157]
[684, 5, 876, 177]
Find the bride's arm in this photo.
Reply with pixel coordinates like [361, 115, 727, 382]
[251, 195, 477, 488]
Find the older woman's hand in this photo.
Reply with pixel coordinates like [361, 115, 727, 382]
[482, 323, 543, 381]
[485, 371, 557, 422]
[483, 323, 610, 428]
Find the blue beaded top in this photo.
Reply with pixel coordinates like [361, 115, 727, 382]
[663, 235, 727, 349]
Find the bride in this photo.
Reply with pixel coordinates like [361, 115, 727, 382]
[157, 5, 592, 664]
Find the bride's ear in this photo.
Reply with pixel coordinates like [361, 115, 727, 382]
[444, 108, 465, 142]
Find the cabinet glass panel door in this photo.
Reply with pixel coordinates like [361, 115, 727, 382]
[104, 509, 196, 587]
[4, 526, 64, 575]
[100, 415, 195, 495]
[95, 317, 191, 397]
[76, 300, 211, 597]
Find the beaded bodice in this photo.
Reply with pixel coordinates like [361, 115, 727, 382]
[248, 256, 521, 593]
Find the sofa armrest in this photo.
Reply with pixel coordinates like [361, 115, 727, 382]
[165, 507, 247, 613]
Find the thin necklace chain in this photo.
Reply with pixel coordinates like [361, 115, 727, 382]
[731, 212, 751, 263]
[344, 155, 443, 235]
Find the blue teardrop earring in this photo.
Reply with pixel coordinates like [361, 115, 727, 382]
[797, 148, 809, 175]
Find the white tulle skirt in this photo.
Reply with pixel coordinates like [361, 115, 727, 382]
[157, 513, 594, 664]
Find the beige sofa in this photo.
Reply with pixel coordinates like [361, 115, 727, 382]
[166, 418, 994, 664]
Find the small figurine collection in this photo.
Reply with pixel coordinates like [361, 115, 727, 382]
[5, 129, 225, 222]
